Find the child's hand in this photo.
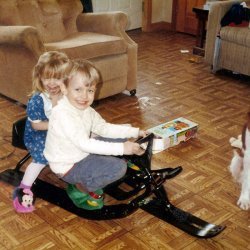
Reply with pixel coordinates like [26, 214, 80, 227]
[139, 130, 149, 137]
[123, 141, 145, 155]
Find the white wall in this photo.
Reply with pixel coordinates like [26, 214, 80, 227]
[92, 0, 143, 30]
[163, 0, 173, 23]
[92, 0, 173, 29]
[152, 0, 172, 23]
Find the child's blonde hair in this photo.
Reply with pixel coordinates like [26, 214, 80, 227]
[64, 59, 101, 88]
[31, 51, 71, 95]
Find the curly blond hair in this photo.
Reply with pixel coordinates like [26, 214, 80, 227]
[31, 51, 71, 95]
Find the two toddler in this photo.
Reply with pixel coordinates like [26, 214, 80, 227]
[14, 53, 146, 212]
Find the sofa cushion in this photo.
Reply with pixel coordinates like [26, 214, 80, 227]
[58, 0, 83, 35]
[38, 0, 67, 42]
[45, 32, 127, 59]
[220, 26, 250, 47]
[17, 0, 66, 43]
[0, 0, 22, 25]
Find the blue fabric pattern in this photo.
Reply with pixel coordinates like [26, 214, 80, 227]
[24, 93, 48, 164]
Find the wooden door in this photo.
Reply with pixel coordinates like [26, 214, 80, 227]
[175, 0, 206, 35]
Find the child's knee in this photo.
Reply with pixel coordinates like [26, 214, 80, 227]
[115, 159, 127, 179]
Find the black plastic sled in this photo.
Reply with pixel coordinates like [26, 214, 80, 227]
[0, 117, 225, 238]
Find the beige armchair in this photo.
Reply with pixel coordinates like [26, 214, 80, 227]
[205, 0, 250, 76]
[0, 0, 137, 105]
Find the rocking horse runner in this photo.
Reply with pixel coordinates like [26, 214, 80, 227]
[0, 119, 225, 238]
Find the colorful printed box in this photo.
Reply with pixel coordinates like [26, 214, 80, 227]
[147, 117, 198, 153]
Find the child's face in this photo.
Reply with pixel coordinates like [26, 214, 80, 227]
[63, 72, 96, 110]
[42, 78, 63, 96]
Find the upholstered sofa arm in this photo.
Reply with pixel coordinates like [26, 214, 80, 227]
[76, 12, 135, 44]
[0, 26, 44, 58]
[205, 0, 243, 64]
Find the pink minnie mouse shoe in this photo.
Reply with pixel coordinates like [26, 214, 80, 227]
[13, 188, 35, 213]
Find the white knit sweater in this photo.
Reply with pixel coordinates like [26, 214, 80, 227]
[44, 96, 139, 175]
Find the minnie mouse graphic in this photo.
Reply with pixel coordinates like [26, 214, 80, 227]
[13, 188, 34, 213]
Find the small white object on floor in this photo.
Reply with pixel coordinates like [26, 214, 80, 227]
[138, 96, 161, 109]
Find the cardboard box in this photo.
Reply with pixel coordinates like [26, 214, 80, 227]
[147, 117, 198, 153]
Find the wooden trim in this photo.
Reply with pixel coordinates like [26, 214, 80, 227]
[175, 0, 188, 32]
[142, 0, 152, 32]
[171, 0, 178, 31]
[147, 22, 173, 32]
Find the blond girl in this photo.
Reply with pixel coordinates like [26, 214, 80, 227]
[13, 51, 71, 213]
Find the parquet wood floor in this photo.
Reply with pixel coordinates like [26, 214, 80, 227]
[0, 29, 250, 249]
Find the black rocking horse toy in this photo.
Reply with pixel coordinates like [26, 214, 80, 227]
[0, 117, 225, 238]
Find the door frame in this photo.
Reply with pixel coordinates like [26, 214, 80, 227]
[142, 0, 152, 31]
[171, 0, 178, 32]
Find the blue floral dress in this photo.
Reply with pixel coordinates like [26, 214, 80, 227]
[24, 93, 50, 165]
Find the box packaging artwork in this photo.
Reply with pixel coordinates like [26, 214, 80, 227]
[147, 117, 198, 152]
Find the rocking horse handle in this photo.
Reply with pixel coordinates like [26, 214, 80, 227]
[124, 133, 154, 171]
[135, 133, 154, 147]
[136, 133, 154, 157]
